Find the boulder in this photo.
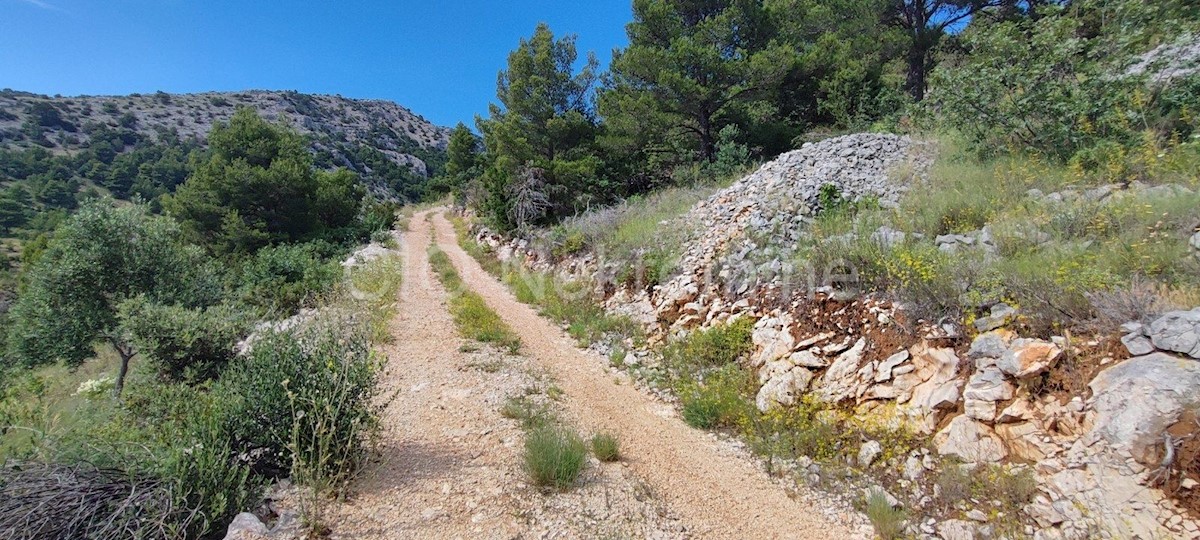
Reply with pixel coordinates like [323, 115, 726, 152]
[755, 367, 814, 412]
[967, 330, 1010, 360]
[995, 422, 1053, 462]
[750, 314, 796, 367]
[223, 513, 268, 540]
[963, 367, 1015, 403]
[1147, 308, 1200, 359]
[937, 519, 977, 540]
[788, 348, 827, 368]
[934, 415, 1008, 463]
[1043, 463, 1187, 540]
[816, 337, 867, 402]
[1120, 332, 1156, 356]
[896, 345, 963, 433]
[996, 399, 1034, 424]
[875, 350, 910, 382]
[1088, 352, 1200, 462]
[964, 399, 997, 423]
[1191, 231, 1200, 252]
[997, 339, 1061, 379]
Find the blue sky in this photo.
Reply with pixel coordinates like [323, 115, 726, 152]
[0, 0, 632, 128]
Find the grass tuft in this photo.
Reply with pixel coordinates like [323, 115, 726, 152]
[524, 425, 588, 490]
[862, 490, 906, 540]
[590, 432, 621, 462]
[428, 245, 521, 354]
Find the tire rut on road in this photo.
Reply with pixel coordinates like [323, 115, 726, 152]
[430, 210, 866, 540]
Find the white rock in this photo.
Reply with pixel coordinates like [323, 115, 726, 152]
[859, 440, 883, 468]
[223, 513, 268, 540]
[788, 348, 827, 368]
[816, 337, 867, 402]
[997, 338, 1061, 379]
[964, 399, 997, 423]
[934, 415, 1008, 463]
[1148, 309, 1200, 359]
[1088, 352, 1200, 462]
[968, 331, 1010, 359]
[876, 350, 910, 382]
[964, 367, 1015, 403]
[1120, 332, 1156, 356]
[937, 519, 977, 540]
[755, 367, 814, 412]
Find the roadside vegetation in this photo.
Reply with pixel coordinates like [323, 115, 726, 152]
[0, 110, 399, 539]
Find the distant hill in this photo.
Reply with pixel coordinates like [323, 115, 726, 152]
[0, 89, 451, 200]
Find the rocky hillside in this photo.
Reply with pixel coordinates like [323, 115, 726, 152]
[0, 89, 450, 198]
[472, 133, 1200, 540]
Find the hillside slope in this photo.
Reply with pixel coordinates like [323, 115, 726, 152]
[467, 132, 1200, 540]
[0, 89, 450, 199]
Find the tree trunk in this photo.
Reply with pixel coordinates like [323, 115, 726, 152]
[698, 114, 716, 163]
[905, 46, 928, 102]
[111, 339, 135, 397]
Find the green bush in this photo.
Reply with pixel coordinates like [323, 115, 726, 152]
[216, 317, 382, 484]
[678, 364, 755, 430]
[19, 382, 261, 540]
[119, 299, 251, 383]
[662, 318, 755, 374]
[236, 242, 340, 317]
[863, 490, 906, 540]
[590, 432, 621, 462]
[524, 425, 587, 490]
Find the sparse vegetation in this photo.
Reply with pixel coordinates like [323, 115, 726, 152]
[862, 490, 907, 540]
[524, 424, 588, 490]
[591, 432, 621, 462]
[428, 244, 521, 353]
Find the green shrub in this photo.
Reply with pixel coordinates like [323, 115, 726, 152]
[677, 364, 755, 430]
[23, 382, 261, 540]
[524, 425, 587, 490]
[863, 490, 906, 540]
[216, 316, 382, 485]
[590, 432, 621, 462]
[118, 299, 251, 383]
[236, 242, 340, 317]
[662, 318, 755, 374]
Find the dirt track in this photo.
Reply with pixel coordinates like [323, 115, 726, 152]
[427, 210, 867, 539]
[326, 209, 865, 539]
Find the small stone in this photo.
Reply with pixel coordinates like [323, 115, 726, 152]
[975, 303, 1018, 332]
[876, 350, 910, 382]
[223, 513, 268, 540]
[859, 440, 883, 468]
[968, 331, 1010, 360]
[1183, 478, 1199, 490]
[1121, 332, 1156, 356]
[904, 455, 925, 481]
[966, 509, 989, 522]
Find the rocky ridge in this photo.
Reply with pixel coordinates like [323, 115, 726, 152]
[474, 134, 1200, 539]
[0, 89, 450, 197]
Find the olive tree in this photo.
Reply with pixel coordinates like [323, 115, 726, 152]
[5, 200, 219, 395]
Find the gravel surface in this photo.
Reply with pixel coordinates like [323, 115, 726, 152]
[324, 211, 687, 539]
[430, 211, 870, 539]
